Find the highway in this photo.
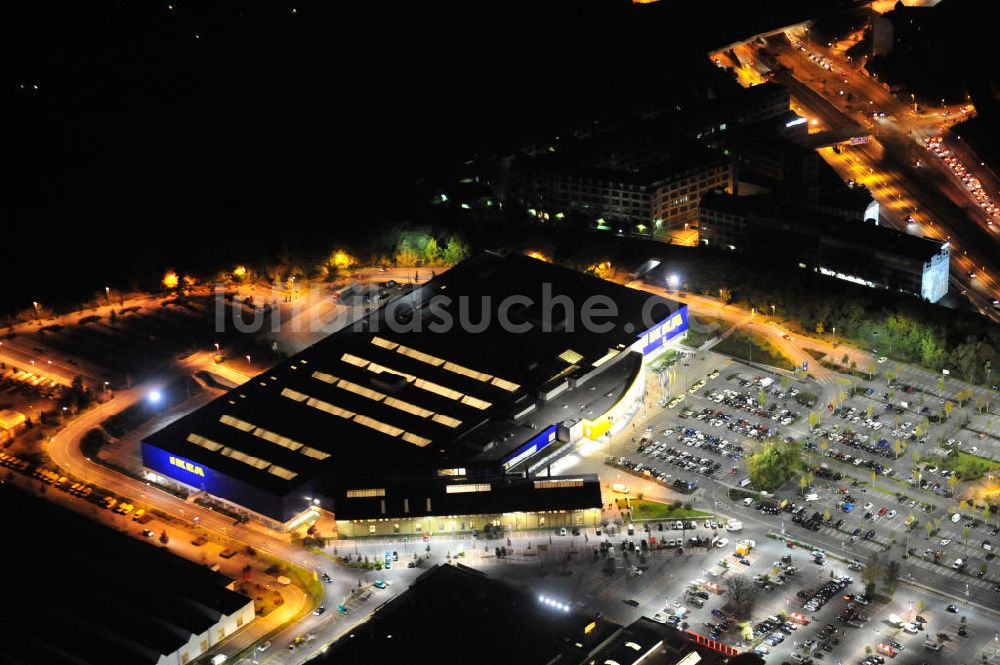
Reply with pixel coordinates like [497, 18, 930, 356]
[742, 30, 1000, 321]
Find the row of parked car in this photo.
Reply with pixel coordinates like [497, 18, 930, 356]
[636, 442, 724, 477]
[811, 425, 901, 464]
[802, 571, 854, 615]
[3, 452, 103, 502]
[612, 457, 699, 493]
[702, 388, 797, 431]
[0, 451, 30, 472]
[0, 367, 62, 399]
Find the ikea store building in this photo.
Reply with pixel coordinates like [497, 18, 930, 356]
[142, 252, 688, 537]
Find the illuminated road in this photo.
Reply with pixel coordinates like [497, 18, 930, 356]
[723, 31, 1000, 321]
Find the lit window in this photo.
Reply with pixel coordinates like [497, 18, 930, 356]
[253, 427, 304, 451]
[446, 483, 492, 494]
[311, 371, 338, 384]
[219, 447, 270, 469]
[431, 414, 462, 428]
[436, 468, 467, 476]
[443, 361, 493, 382]
[219, 414, 255, 432]
[268, 465, 298, 480]
[490, 377, 520, 392]
[415, 378, 463, 400]
[186, 433, 224, 452]
[280, 387, 308, 402]
[558, 349, 583, 364]
[341, 353, 370, 368]
[384, 396, 434, 418]
[353, 414, 404, 437]
[395, 344, 445, 366]
[338, 379, 386, 402]
[533, 478, 584, 489]
[306, 397, 355, 419]
[402, 432, 431, 447]
[371, 336, 398, 350]
[461, 395, 491, 410]
[347, 488, 386, 498]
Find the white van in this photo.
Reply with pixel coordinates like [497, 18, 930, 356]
[743, 497, 754, 507]
[612, 483, 630, 494]
[951, 513, 961, 523]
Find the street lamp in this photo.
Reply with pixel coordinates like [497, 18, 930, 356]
[105, 286, 111, 304]
[214, 342, 220, 353]
[246, 354, 252, 368]
[668, 274, 680, 292]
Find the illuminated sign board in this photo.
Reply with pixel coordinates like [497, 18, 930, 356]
[502, 424, 558, 470]
[850, 135, 870, 145]
[141, 442, 215, 490]
[636, 306, 688, 356]
[170, 456, 205, 477]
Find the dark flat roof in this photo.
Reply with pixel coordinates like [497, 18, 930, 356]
[316, 563, 616, 665]
[700, 192, 945, 261]
[145, 253, 682, 495]
[0, 485, 250, 665]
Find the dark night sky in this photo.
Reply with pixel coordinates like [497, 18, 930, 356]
[6, 0, 822, 312]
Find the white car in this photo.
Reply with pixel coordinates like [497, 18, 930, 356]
[652, 611, 668, 624]
[887, 510, 897, 519]
[714, 538, 730, 548]
[940, 539, 951, 546]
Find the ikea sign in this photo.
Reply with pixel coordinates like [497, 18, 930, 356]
[636, 306, 688, 356]
[141, 442, 215, 490]
[170, 456, 205, 477]
[502, 424, 558, 470]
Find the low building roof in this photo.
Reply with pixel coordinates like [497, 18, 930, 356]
[0, 485, 251, 665]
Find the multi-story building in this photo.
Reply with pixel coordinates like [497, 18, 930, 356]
[699, 192, 950, 302]
[508, 133, 733, 233]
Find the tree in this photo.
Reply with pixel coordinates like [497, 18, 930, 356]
[944, 401, 953, 420]
[822, 508, 832, 523]
[159, 530, 169, 545]
[841, 352, 849, 365]
[726, 574, 755, 619]
[745, 438, 802, 491]
[862, 553, 883, 596]
[883, 560, 901, 595]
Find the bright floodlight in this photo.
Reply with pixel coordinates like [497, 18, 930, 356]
[668, 274, 680, 287]
[148, 390, 162, 404]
